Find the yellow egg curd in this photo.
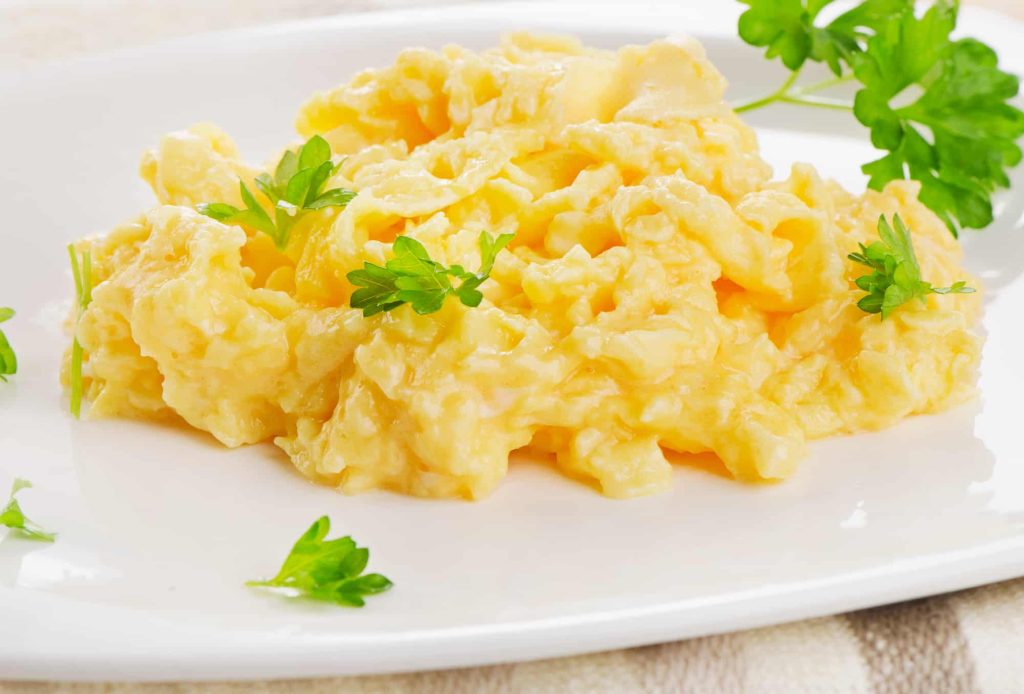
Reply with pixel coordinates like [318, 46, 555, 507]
[64, 33, 981, 499]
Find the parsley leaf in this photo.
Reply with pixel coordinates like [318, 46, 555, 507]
[0, 479, 56, 542]
[0, 307, 16, 382]
[198, 182, 278, 241]
[848, 214, 974, 319]
[68, 245, 93, 419]
[347, 231, 513, 317]
[198, 135, 356, 250]
[853, 4, 1024, 235]
[247, 516, 392, 608]
[738, 0, 910, 76]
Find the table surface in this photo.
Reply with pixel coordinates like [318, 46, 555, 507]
[1, 1, 1023, 692]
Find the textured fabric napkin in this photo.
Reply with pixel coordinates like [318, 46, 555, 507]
[1, 1, 1023, 692]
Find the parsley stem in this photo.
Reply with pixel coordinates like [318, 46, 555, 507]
[778, 95, 854, 111]
[733, 70, 856, 114]
[791, 73, 856, 97]
[733, 69, 802, 114]
[70, 340, 84, 419]
[67, 244, 92, 420]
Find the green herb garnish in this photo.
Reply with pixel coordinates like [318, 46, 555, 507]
[849, 214, 974, 319]
[197, 135, 355, 250]
[0, 308, 16, 382]
[247, 516, 392, 607]
[68, 245, 93, 419]
[736, 0, 1024, 236]
[1, 479, 56, 542]
[347, 231, 513, 317]
[738, 0, 910, 78]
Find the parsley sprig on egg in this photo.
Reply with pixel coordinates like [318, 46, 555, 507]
[736, 0, 1024, 236]
[850, 214, 975, 319]
[348, 231, 514, 317]
[198, 135, 356, 250]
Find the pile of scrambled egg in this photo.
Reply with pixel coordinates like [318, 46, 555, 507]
[65, 33, 981, 499]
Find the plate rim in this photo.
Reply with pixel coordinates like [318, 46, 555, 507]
[5, 536, 1024, 681]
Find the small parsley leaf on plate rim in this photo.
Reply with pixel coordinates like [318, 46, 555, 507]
[0, 307, 17, 382]
[0, 479, 56, 542]
[247, 516, 392, 608]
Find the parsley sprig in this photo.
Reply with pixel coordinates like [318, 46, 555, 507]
[348, 231, 513, 317]
[1, 479, 56, 542]
[198, 135, 356, 250]
[849, 214, 974, 319]
[247, 516, 392, 607]
[0, 308, 16, 382]
[68, 245, 93, 419]
[736, 0, 1024, 235]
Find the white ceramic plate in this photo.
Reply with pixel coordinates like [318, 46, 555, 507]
[2, 0, 1024, 682]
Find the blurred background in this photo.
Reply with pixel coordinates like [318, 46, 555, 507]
[0, 0, 1018, 71]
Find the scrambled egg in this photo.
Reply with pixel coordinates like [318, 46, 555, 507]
[65, 33, 981, 499]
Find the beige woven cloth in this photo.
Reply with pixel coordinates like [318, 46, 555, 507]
[2, 0, 1023, 691]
